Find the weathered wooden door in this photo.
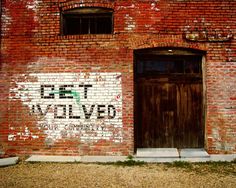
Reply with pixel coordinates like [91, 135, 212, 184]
[135, 54, 204, 148]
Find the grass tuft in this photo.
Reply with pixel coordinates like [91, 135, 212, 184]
[167, 161, 193, 169]
[114, 159, 146, 166]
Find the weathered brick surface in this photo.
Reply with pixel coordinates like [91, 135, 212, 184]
[0, 0, 235, 156]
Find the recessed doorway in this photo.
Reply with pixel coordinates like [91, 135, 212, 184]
[134, 48, 205, 149]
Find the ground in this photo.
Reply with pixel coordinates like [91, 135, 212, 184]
[0, 161, 236, 188]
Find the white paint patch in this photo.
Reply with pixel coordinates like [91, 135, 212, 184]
[9, 73, 123, 144]
[124, 14, 136, 31]
[1, 7, 12, 35]
[26, 0, 40, 22]
[26, 0, 39, 11]
[151, 2, 160, 11]
[117, 4, 135, 10]
[8, 127, 39, 141]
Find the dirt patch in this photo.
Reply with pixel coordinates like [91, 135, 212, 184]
[0, 162, 235, 188]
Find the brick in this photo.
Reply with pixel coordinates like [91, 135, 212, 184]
[0, 0, 236, 157]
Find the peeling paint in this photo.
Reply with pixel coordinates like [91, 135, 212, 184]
[124, 14, 136, 31]
[25, 0, 40, 22]
[26, 0, 39, 11]
[117, 4, 135, 10]
[151, 2, 159, 11]
[9, 73, 123, 144]
[8, 127, 39, 141]
[1, 7, 12, 35]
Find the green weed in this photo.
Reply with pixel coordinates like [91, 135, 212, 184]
[167, 161, 193, 169]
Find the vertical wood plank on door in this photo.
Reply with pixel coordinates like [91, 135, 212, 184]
[136, 76, 203, 148]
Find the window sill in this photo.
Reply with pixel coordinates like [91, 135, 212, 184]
[57, 34, 115, 40]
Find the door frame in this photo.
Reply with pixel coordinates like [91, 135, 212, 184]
[133, 47, 206, 151]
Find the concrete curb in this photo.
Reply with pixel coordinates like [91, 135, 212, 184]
[26, 155, 127, 163]
[1, 154, 235, 165]
[26, 155, 81, 163]
[135, 154, 236, 163]
[81, 156, 127, 163]
[0, 157, 19, 167]
[210, 154, 236, 162]
[25, 154, 236, 163]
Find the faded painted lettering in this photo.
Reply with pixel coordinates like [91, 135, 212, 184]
[9, 73, 123, 143]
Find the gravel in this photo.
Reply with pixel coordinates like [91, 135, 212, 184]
[0, 162, 235, 188]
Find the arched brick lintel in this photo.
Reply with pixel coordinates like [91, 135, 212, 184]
[59, 1, 114, 11]
[132, 40, 208, 53]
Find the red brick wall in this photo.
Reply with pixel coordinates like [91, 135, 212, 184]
[0, 0, 235, 157]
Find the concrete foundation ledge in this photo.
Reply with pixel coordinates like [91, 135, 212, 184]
[134, 154, 236, 163]
[26, 155, 81, 163]
[210, 154, 236, 162]
[0, 157, 19, 167]
[25, 154, 236, 163]
[80, 156, 127, 163]
[26, 155, 127, 163]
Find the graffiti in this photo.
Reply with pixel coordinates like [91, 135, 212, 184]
[9, 73, 123, 143]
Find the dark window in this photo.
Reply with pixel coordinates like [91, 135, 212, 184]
[136, 56, 202, 75]
[61, 7, 113, 35]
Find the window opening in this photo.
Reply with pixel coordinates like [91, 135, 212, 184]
[61, 7, 113, 35]
[136, 56, 202, 76]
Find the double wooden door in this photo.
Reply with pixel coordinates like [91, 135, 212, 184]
[135, 55, 204, 148]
